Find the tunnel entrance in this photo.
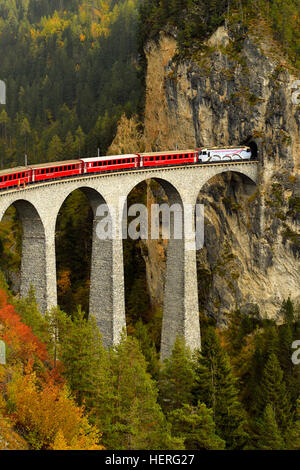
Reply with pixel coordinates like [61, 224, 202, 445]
[243, 138, 258, 160]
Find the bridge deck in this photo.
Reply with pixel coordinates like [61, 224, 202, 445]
[0, 160, 259, 197]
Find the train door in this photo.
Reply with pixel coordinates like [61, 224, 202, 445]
[32, 169, 35, 182]
[136, 154, 141, 168]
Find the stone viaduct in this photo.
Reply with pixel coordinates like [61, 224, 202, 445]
[0, 162, 258, 359]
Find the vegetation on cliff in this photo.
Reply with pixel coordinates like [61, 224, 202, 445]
[139, 0, 300, 68]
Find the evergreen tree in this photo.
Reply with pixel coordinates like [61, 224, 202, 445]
[280, 297, 295, 324]
[54, 306, 107, 408]
[97, 335, 182, 450]
[255, 404, 285, 450]
[286, 398, 300, 450]
[168, 402, 225, 450]
[193, 327, 248, 449]
[257, 353, 293, 432]
[134, 318, 160, 380]
[158, 336, 195, 414]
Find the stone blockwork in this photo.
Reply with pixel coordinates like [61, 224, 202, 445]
[0, 161, 258, 356]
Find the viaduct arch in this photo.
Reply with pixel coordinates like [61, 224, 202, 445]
[0, 162, 258, 358]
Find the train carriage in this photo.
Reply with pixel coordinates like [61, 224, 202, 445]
[31, 160, 81, 182]
[81, 155, 137, 174]
[141, 150, 197, 168]
[0, 166, 31, 190]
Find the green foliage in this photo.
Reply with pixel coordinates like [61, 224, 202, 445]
[138, 0, 229, 57]
[0, 0, 142, 168]
[133, 318, 160, 379]
[286, 398, 300, 450]
[256, 353, 293, 432]
[3, 274, 299, 450]
[193, 327, 248, 449]
[55, 189, 93, 315]
[158, 337, 195, 414]
[49, 306, 106, 407]
[138, 0, 300, 68]
[97, 335, 182, 450]
[168, 402, 225, 450]
[255, 404, 285, 450]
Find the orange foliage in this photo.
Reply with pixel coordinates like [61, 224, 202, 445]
[57, 269, 71, 297]
[8, 367, 104, 450]
[0, 289, 48, 363]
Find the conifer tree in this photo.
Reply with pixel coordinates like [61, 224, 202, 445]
[158, 336, 195, 414]
[168, 402, 225, 450]
[97, 335, 182, 450]
[193, 327, 248, 449]
[255, 404, 285, 450]
[286, 398, 300, 450]
[257, 353, 293, 432]
[54, 307, 107, 408]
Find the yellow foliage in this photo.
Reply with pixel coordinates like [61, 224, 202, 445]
[107, 114, 144, 155]
[7, 369, 103, 450]
[40, 12, 70, 38]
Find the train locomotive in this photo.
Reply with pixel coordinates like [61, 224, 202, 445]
[0, 146, 252, 191]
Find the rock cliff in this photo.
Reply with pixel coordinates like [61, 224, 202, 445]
[112, 22, 300, 323]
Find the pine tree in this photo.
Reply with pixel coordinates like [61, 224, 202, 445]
[280, 297, 295, 324]
[255, 404, 285, 450]
[97, 335, 182, 450]
[158, 336, 195, 414]
[286, 398, 300, 450]
[134, 319, 160, 380]
[257, 353, 293, 432]
[54, 307, 107, 408]
[193, 327, 248, 449]
[168, 402, 225, 450]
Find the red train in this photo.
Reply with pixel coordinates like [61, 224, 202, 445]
[0, 147, 251, 191]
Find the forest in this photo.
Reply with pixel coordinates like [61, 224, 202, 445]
[0, 0, 299, 451]
[0, 0, 142, 169]
[0, 277, 299, 449]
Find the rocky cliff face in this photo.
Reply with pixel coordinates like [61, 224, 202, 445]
[113, 23, 300, 323]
